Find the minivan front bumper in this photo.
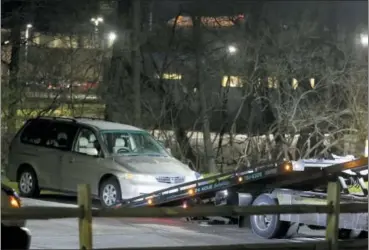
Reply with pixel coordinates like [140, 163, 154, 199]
[117, 176, 197, 200]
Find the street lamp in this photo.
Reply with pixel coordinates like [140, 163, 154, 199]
[25, 23, 33, 62]
[360, 33, 368, 47]
[90, 16, 104, 48]
[108, 32, 117, 42]
[227, 45, 237, 54]
[90, 17, 103, 26]
[106, 32, 117, 48]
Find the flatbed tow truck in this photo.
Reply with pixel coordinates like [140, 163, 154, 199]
[116, 157, 368, 239]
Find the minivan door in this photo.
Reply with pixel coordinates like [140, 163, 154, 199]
[60, 127, 103, 195]
[39, 121, 79, 191]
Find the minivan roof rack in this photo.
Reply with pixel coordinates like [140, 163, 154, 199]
[74, 116, 105, 121]
[34, 116, 77, 123]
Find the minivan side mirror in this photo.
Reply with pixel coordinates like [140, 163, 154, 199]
[166, 147, 172, 155]
[85, 148, 98, 156]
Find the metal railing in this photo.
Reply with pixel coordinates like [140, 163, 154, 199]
[2, 181, 368, 250]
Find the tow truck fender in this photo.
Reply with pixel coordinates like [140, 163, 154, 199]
[270, 188, 368, 231]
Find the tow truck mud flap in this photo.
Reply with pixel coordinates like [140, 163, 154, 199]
[237, 193, 253, 228]
[273, 189, 368, 231]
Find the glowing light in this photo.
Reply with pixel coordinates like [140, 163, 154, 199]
[360, 33, 368, 47]
[182, 202, 188, 209]
[228, 45, 237, 54]
[284, 163, 292, 172]
[9, 196, 20, 208]
[108, 32, 117, 42]
[91, 17, 104, 26]
[188, 189, 195, 196]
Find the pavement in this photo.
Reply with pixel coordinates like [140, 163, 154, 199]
[21, 195, 328, 249]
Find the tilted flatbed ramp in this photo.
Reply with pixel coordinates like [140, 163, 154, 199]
[118, 157, 368, 208]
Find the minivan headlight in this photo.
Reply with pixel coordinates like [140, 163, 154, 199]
[122, 173, 156, 182]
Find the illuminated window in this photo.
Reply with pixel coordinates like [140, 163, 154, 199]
[167, 15, 240, 28]
[155, 73, 182, 80]
[310, 78, 315, 89]
[222, 76, 243, 87]
[292, 78, 298, 89]
[267, 77, 278, 89]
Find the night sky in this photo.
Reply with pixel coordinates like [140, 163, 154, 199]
[1, 0, 367, 32]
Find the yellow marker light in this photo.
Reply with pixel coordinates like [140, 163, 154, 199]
[283, 163, 292, 172]
[9, 196, 20, 208]
[188, 188, 195, 196]
[238, 176, 243, 182]
[124, 173, 134, 179]
[147, 198, 153, 205]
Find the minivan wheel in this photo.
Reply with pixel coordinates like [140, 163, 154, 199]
[99, 177, 122, 208]
[18, 168, 40, 197]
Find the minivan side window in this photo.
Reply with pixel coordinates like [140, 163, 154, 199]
[44, 122, 78, 151]
[20, 119, 52, 146]
[73, 128, 102, 156]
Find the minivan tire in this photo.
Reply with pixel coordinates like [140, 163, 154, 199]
[17, 167, 40, 198]
[99, 177, 122, 208]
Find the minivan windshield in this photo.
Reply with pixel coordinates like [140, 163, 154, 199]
[101, 130, 169, 157]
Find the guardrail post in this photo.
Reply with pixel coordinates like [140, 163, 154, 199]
[325, 181, 340, 250]
[78, 184, 93, 250]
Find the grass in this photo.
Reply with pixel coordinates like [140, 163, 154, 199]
[348, 182, 368, 194]
[2, 178, 58, 195]
[2, 178, 18, 190]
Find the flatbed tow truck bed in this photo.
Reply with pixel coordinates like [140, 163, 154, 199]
[117, 157, 368, 239]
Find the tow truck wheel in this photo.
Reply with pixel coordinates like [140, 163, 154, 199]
[250, 194, 289, 239]
[1, 224, 32, 249]
[339, 229, 368, 239]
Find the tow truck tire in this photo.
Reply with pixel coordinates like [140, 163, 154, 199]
[1, 225, 31, 249]
[250, 194, 289, 239]
[339, 229, 368, 239]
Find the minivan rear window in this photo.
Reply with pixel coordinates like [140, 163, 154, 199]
[20, 119, 51, 146]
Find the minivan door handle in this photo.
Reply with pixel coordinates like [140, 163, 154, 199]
[69, 158, 75, 163]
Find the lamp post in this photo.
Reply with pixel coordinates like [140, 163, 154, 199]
[25, 24, 32, 62]
[90, 16, 103, 48]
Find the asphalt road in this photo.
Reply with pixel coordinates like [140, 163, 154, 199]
[21, 195, 328, 249]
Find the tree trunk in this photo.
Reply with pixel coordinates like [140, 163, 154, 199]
[104, 0, 132, 121]
[7, 13, 22, 135]
[131, 0, 141, 126]
[216, 77, 231, 172]
[192, 16, 217, 173]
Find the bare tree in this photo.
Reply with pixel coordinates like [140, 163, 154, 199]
[1, 18, 104, 168]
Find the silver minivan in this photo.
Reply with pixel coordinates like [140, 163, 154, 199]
[7, 117, 201, 207]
